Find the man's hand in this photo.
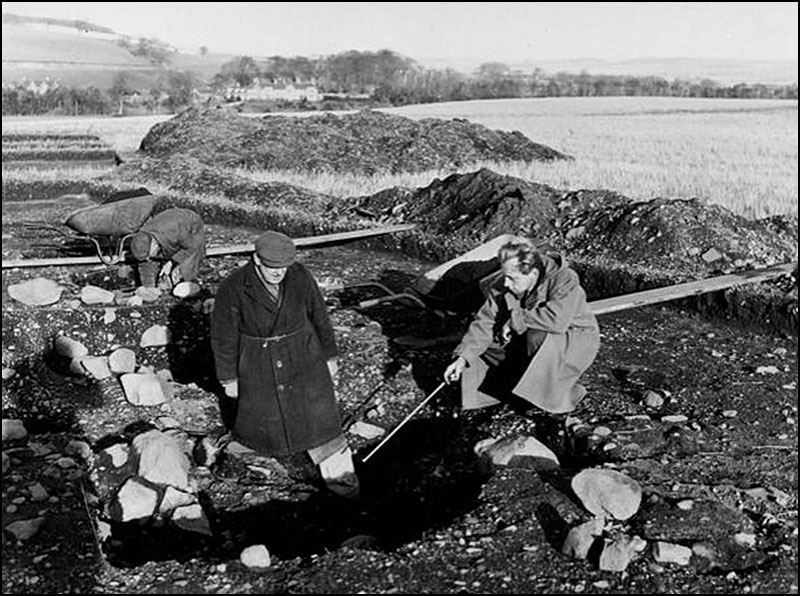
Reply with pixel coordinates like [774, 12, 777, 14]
[500, 320, 513, 343]
[444, 356, 467, 384]
[221, 379, 238, 399]
[327, 359, 339, 383]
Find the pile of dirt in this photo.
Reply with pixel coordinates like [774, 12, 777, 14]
[561, 197, 798, 280]
[111, 155, 335, 216]
[355, 169, 798, 279]
[137, 108, 572, 174]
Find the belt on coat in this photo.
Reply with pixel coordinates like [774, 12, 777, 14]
[243, 327, 304, 348]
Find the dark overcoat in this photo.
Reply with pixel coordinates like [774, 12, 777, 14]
[138, 208, 206, 282]
[455, 253, 600, 414]
[210, 261, 342, 455]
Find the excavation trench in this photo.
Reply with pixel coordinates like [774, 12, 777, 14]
[2, 178, 796, 573]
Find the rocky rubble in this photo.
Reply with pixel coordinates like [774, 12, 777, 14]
[2, 112, 797, 593]
[2, 241, 798, 593]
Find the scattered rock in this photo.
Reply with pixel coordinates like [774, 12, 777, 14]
[571, 468, 643, 520]
[135, 287, 162, 303]
[348, 420, 386, 439]
[171, 502, 212, 535]
[652, 541, 693, 566]
[53, 336, 88, 359]
[598, 535, 647, 572]
[80, 285, 115, 305]
[103, 308, 117, 324]
[173, 281, 201, 299]
[240, 544, 271, 570]
[132, 429, 190, 490]
[4, 517, 45, 540]
[120, 373, 170, 406]
[701, 248, 723, 263]
[2, 419, 27, 441]
[80, 356, 112, 380]
[474, 434, 560, 472]
[114, 477, 159, 522]
[108, 348, 137, 374]
[562, 517, 605, 559]
[7, 278, 63, 306]
[140, 324, 170, 348]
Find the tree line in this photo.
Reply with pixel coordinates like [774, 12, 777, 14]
[3, 49, 796, 116]
[213, 50, 797, 102]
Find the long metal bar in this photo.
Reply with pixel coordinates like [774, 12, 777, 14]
[362, 381, 447, 463]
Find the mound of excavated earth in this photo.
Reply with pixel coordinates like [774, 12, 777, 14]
[112, 155, 337, 217]
[137, 108, 572, 174]
[355, 168, 798, 274]
[354, 168, 798, 331]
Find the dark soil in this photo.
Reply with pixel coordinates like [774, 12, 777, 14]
[2, 120, 797, 594]
[2, 239, 798, 594]
[137, 108, 572, 174]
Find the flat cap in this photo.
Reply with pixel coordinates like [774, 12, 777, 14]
[254, 231, 296, 268]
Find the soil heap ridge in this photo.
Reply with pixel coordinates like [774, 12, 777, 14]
[355, 168, 798, 281]
[138, 108, 572, 174]
[111, 155, 335, 215]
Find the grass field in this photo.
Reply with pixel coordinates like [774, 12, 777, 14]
[2, 97, 797, 219]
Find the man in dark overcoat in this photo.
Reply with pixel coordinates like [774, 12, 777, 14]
[444, 236, 600, 417]
[210, 231, 359, 499]
[129, 207, 206, 290]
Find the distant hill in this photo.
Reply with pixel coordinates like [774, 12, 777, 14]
[417, 58, 798, 85]
[3, 11, 795, 92]
[1, 13, 234, 88]
[418, 56, 799, 86]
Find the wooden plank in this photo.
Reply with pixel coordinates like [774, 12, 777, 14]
[589, 262, 796, 315]
[1, 223, 417, 269]
[413, 233, 516, 294]
[206, 223, 417, 256]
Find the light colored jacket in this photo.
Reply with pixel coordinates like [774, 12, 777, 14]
[455, 253, 600, 413]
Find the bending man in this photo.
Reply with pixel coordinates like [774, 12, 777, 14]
[128, 207, 206, 291]
[444, 236, 600, 417]
[210, 231, 359, 499]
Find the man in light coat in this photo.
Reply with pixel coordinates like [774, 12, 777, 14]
[210, 231, 359, 499]
[444, 236, 600, 417]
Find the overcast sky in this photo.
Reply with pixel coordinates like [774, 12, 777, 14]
[2, 2, 797, 62]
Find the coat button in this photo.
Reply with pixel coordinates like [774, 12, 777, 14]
[276, 360, 283, 368]
[277, 384, 284, 391]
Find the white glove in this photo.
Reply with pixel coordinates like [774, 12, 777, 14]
[222, 380, 238, 399]
[326, 359, 339, 382]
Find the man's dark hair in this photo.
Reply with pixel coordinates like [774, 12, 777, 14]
[498, 238, 542, 274]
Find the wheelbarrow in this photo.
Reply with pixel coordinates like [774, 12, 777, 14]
[21, 188, 157, 265]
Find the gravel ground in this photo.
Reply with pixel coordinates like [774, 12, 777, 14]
[2, 240, 797, 595]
